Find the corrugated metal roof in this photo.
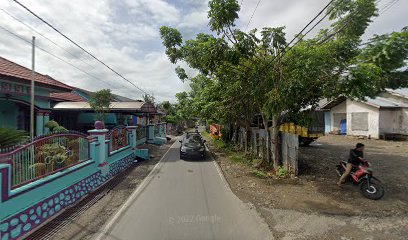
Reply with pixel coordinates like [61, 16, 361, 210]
[387, 88, 408, 98]
[365, 96, 408, 108]
[52, 101, 156, 113]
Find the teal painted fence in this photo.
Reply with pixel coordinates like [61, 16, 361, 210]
[0, 124, 164, 240]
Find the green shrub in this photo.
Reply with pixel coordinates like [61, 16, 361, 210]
[276, 166, 288, 178]
[45, 120, 59, 131]
[44, 120, 68, 133]
[53, 126, 69, 133]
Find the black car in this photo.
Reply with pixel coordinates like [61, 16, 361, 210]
[179, 134, 206, 159]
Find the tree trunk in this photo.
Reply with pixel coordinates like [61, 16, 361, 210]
[230, 122, 234, 143]
[271, 115, 280, 169]
[244, 124, 250, 154]
[232, 123, 238, 144]
[261, 113, 270, 166]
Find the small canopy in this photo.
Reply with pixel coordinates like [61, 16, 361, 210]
[52, 101, 156, 113]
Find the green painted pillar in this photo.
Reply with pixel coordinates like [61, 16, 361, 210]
[43, 112, 50, 134]
[36, 112, 44, 136]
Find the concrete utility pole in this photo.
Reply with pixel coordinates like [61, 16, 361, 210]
[30, 36, 35, 139]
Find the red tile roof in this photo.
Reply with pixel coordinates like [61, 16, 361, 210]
[50, 91, 86, 102]
[0, 56, 72, 91]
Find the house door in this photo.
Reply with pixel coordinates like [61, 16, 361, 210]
[340, 119, 347, 135]
[17, 104, 31, 132]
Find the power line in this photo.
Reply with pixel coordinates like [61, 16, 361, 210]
[261, 0, 337, 71]
[0, 25, 118, 90]
[12, 0, 148, 96]
[379, 0, 399, 14]
[277, 1, 336, 62]
[244, 0, 262, 31]
[0, 7, 132, 91]
[0, 8, 97, 72]
[285, 0, 336, 49]
[319, 0, 398, 45]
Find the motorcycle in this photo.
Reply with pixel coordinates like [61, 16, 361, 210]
[336, 160, 385, 200]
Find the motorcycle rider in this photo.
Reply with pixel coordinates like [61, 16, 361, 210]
[337, 143, 365, 186]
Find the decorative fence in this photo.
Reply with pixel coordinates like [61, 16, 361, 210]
[137, 125, 147, 140]
[107, 126, 130, 154]
[0, 133, 90, 189]
[154, 124, 160, 137]
[0, 123, 164, 240]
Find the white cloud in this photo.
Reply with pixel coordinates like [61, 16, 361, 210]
[179, 10, 208, 29]
[0, 0, 406, 103]
[125, 0, 181, 24]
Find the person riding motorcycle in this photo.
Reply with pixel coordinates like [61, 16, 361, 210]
[337, 143, 366, 186]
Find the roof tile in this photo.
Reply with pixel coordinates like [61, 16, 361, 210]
[0, 56, 72, 91]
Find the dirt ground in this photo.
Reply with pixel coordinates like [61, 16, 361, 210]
[28, 140, 175, 240]
[206, 135, 408, 240]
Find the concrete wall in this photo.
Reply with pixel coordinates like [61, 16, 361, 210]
[324, 111, 331, 134]
[379, 108, 408, 135]
[401, 109, 408, 134]
[347, 100, 380, 138]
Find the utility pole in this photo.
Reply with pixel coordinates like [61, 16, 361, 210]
[30, 36, 35, 139]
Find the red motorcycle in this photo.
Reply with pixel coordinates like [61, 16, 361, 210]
[336, 160, 385, 200]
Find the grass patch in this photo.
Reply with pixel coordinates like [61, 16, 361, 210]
[251, 169, 268, 178]
[229, 153, 247, 164]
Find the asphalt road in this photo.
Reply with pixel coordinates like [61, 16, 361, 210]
[96, 138, 272, 240]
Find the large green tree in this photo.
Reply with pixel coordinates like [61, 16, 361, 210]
[161, 0, 408, 168]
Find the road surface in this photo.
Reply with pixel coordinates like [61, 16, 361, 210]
[96, 138, 273, 240]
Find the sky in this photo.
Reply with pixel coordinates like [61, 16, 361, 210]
[0, 0, 406, 102]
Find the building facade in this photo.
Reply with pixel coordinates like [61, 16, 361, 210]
[322, 89, 408, 139]
[0, 57, 72, 136]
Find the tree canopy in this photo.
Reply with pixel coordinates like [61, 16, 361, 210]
[160, 0, 408, 166]
[88, 89, 114, 121]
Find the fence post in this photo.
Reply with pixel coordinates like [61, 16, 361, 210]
[147, 124, 155, 143]
[0, 163, 11, 205]
[88, 129, 108, 165]
[126, 126, 137, 150]
[162, 122, 167, 138]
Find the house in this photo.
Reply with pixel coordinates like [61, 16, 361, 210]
[0, 56, 163, 135]
[51, 101, 156, 132]
[0, 56, 72, 135]
[321, 89, 408, 139]
[50, 87, 157, 131]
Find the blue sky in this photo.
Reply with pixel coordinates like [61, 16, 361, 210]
[0, 0, 406, 102]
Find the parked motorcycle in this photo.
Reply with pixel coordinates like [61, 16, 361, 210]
[336, 160, 385, 200]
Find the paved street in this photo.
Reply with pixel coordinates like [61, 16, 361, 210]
[96, 139, 272, 240]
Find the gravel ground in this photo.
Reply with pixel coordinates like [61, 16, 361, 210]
[28, 140, 175, 240]
[205, 135, 408, 240]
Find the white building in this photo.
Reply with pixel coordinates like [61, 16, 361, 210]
[321, 88, 408, 139]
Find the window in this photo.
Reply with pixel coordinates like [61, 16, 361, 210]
[351, 112, 369, 131]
